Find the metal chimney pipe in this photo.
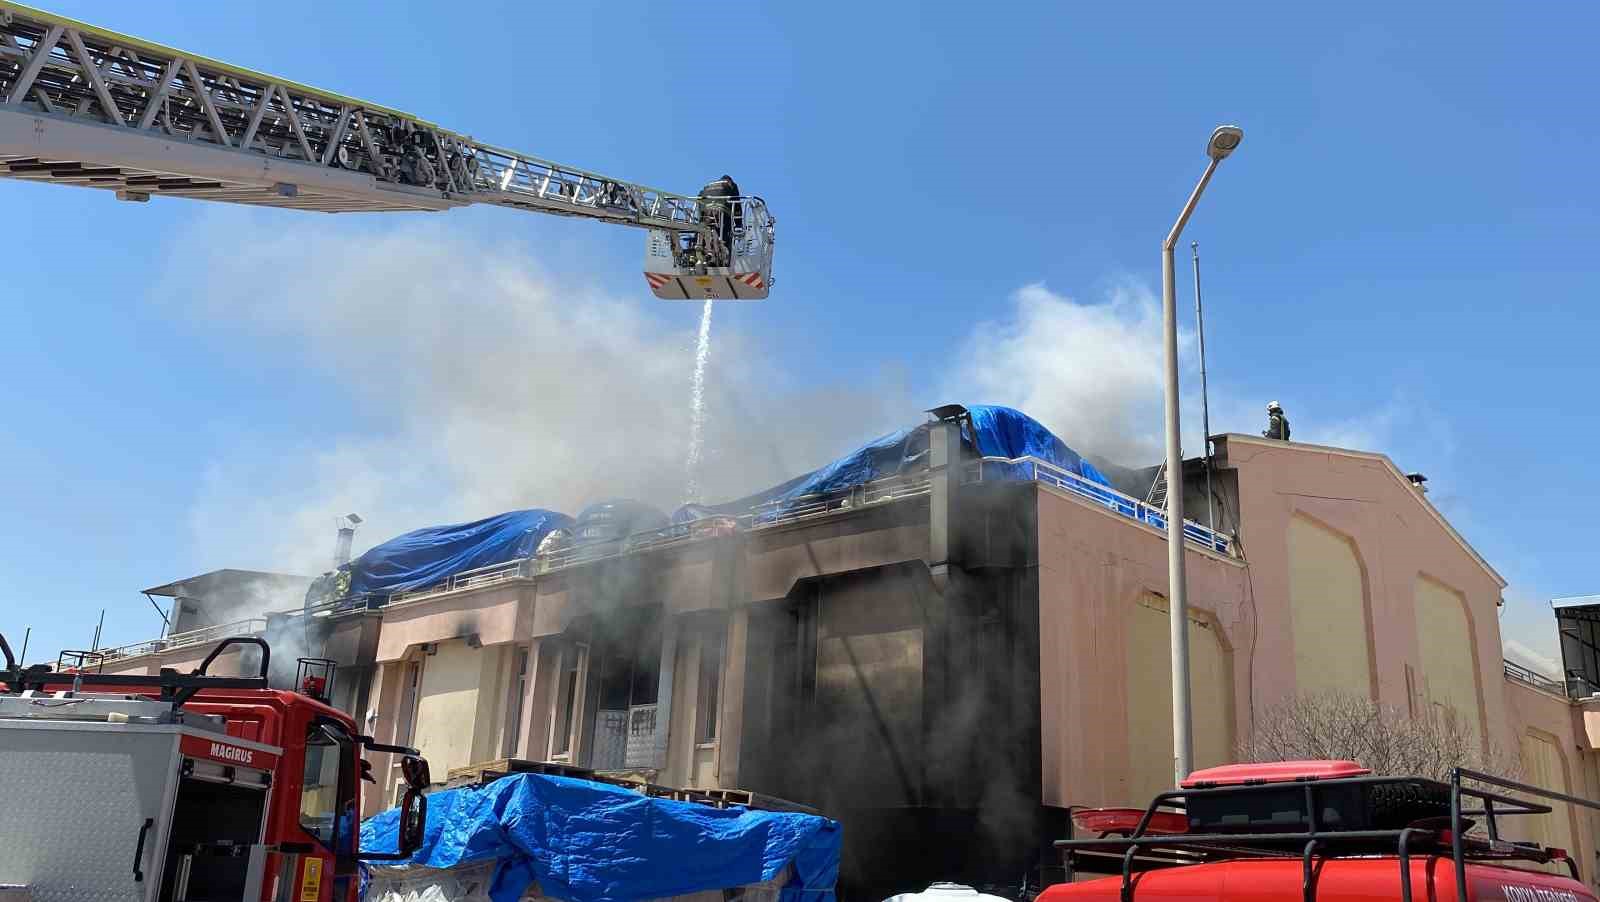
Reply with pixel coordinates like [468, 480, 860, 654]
[334, 513, 362, 567]
[335, 528, 355, 566]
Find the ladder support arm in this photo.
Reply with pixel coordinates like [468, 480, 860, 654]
[0, 1, 713, 234]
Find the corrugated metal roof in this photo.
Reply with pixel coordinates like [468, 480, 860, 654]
[1552, 594, 1600, 610]
[142, 568, 308, 598]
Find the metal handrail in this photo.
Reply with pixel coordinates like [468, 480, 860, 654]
[533, 515, 747, 574]
[387, 559, 529, 605]
[1502, 659, 1576, 699]
[530, 473, 930, 576]
[98, 616, 269, 662]
[342, 454, 1230, 607]
[748, 471, 933, 528]
[965, 455, 1234, 556]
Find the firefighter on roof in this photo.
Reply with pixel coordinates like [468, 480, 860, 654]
[1263, 401, 1291, 441]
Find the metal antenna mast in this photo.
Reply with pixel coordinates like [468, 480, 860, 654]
[1193, 241, 1214, 529]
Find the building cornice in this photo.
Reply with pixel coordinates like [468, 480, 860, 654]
[1215, 433, 1505, 590]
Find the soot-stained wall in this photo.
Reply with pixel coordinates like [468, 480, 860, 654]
[735, 552, 1049, 898]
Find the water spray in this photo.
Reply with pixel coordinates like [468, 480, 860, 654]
[685, 298, 715, 503]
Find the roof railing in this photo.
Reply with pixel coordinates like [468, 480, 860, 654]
[534, 515, 745, 575]
[1503, 658, 1600, 701]
[387, 559, 529, 605]
[1502, 658, 1565, 697]
[965, 455, 1234, 556]
[97, 616, 269, 662]
[347, 455, 1233, 607]
[746, 471, 933, 527]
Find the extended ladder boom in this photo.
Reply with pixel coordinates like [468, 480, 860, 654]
[0, 2, 773, 299]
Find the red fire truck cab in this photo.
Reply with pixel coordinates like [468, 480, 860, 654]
[0, 633, 430, 901]
[1044, 760, 1600, 902]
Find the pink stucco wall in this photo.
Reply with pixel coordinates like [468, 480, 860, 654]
[1037, 483, 1250, 807]
[1504, 680, 1600, 883]
[1218, 435, 1511, 754]
[374, 584, 527, 663]
[1042, 434, 1517, 809]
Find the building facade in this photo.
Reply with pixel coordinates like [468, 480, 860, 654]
[89, 423, 1600, 898]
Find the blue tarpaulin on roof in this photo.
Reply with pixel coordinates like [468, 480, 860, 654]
[361, 773, 841, 902]
[342, 509, 573, 598]
[964, 404, 1110, 486]
[671, 404, 1107, 523]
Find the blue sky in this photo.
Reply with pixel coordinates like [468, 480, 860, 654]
[3, 1, 1594, 672]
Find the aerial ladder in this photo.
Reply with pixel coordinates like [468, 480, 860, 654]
[0, 3, 773, 300]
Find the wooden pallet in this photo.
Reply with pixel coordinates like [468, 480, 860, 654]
[590, 771, 680, 800]
[686, 788, 818, 814]
[668, 787, 723, 807]
[444, 757, 594, 788]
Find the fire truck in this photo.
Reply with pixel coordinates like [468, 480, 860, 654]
[0, 631, 431, 902]
[1045, 760, 1600, 902]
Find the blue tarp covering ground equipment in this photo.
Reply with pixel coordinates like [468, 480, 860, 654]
[338, 508, 573, 599]
[361, 773, 842, 902]
[672, 404, 1108, 524]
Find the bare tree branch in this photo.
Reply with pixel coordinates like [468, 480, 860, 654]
[1241, 693, 1520, 784]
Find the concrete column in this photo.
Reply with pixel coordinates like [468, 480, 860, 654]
[469, 645, 506, 764]
[515, 637, 557, 760]
[717, 608, 749, 789]
[927, 413, 964, 591]
[653, 616, 679, 771]
[664, 633, 701, 788]
[363, 661, 403, 814]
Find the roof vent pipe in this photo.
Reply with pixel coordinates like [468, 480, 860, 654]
[334, 513, 363, 567]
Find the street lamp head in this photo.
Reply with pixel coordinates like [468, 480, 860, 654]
[1208, 125, 1244, 161]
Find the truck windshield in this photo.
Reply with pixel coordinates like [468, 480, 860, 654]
[300, 721, 356, 858]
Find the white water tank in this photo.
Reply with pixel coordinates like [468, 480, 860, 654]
[883, 883, 1013, 902]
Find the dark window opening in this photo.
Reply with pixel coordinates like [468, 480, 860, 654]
[591, 609, 664, 711]
[585, 607, 665, 771]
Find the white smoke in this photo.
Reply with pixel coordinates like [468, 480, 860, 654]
[167, 217, 908, 575]
[945, 280, 1425, 465]
[949, 280, 1172, 462]
[168, 218, 1434, 580]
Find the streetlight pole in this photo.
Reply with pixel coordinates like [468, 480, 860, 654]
[1163, 125, 1242, 786]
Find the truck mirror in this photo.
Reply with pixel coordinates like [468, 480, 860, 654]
[398, 788, 427, 855]
[354, 783, 430, 862]
[401, 754, 431, 790]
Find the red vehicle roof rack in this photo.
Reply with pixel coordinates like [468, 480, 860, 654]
[1070, 808, 1188, 837]
[1180, 759, 1371, 788]
[1055, 763, 1600, 902]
